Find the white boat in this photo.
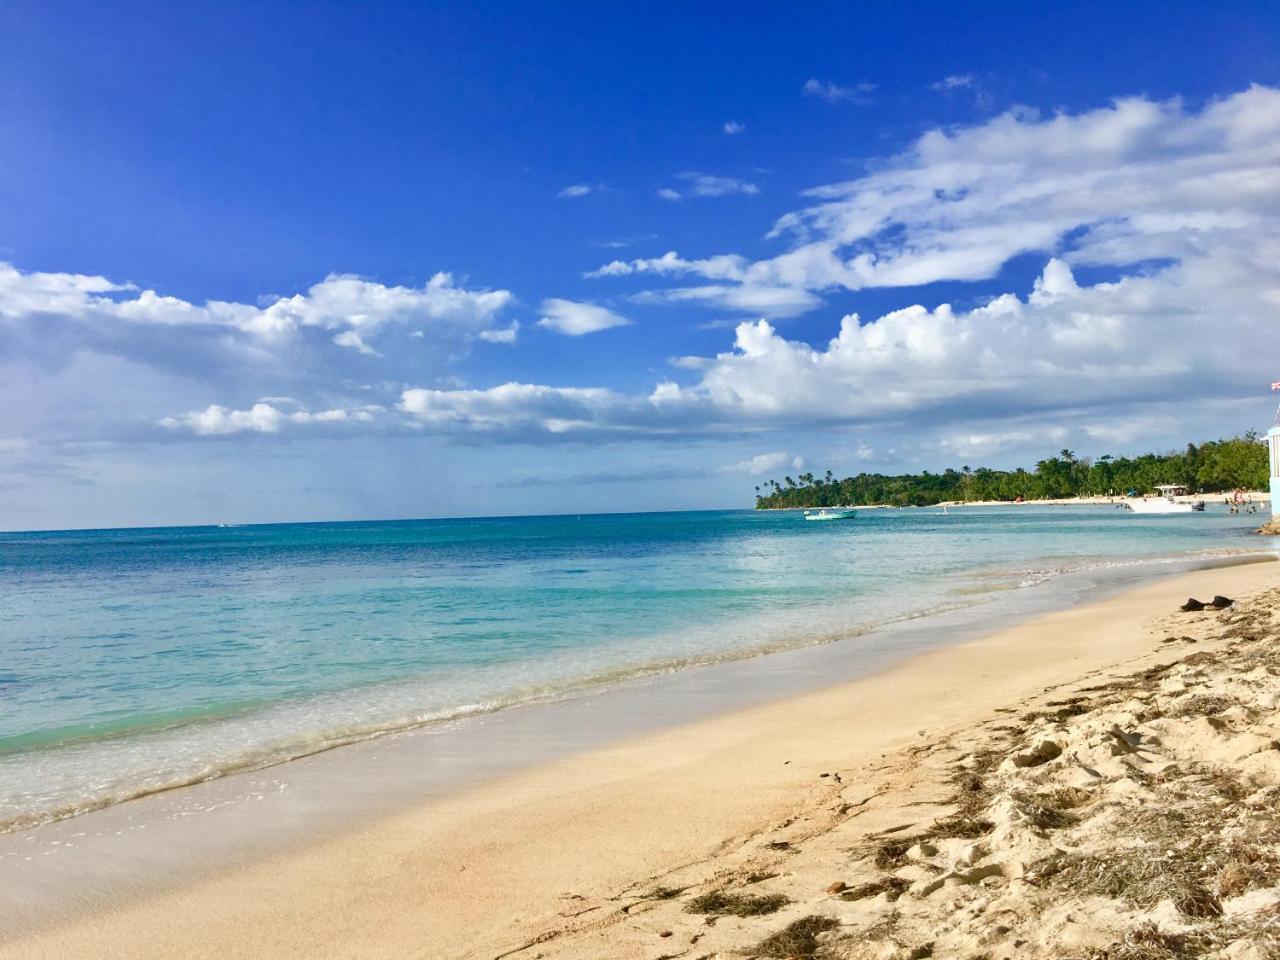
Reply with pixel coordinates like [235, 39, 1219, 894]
[803, 508, 857, 521]
[1122, 485, 1205, 514]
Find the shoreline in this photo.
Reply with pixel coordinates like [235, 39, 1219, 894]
[2, 556, 1277, 958]
[8, 531, 1268, 841]
[758, 491, 1273, 510]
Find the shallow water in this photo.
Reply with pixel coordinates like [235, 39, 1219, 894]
[0, 504, 1270, 830]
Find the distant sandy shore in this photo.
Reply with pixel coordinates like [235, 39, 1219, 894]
[763, 490, 1272, 510]
[3, 560, 1279, 959]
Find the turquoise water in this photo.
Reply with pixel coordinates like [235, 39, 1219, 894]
[0, 505, 1270, 830]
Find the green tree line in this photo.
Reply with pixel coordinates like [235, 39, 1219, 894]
[754, 434, 1270, 509]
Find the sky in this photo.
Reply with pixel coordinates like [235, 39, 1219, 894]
[2, 1, 1279, 530]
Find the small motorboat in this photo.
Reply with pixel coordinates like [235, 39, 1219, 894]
[1122, 485, 1205, 514]
[803, 508, 857, 521]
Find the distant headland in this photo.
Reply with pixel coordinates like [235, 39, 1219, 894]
[754, 434, 1268, 509]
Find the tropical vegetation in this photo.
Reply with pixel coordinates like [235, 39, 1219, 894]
[754, 434, 1270, 509]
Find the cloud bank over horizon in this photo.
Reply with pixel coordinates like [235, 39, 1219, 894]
[4, 84, 1279, 525]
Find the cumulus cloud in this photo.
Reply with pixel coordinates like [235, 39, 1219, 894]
[723, 121, 746, 135]
[536, 299, 630, 336]
[802, 78, 876, 104]
[385, 246, 1278, 442]
[935, 427, 1067, 458]
[726, 451, 805, 475]
[477, 322, 520, 344]
[399, 382, 628, 434]
[586, 251, 749, 281]
[588, 85, 1280, 332]
[34, 86, 1280, 454]
[657, 187, 683, 201]
[160, 401, 380, 436]
[761, 86, 1280, 292]
[586, 251, 817, 319]
[930, 74, 974, 91]
[0, 263, 515, 354]
[557, 184, 593, 198]
[242, 273, 513, 349]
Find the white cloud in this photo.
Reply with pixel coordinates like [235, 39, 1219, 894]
[0, 264, 136, 317]
[935, 427, 1067, 458]
[244, 273, 512, 349]
[400, 382, 626, 434]
[803, 78, 876, 104]
[759, 86, 1280, 293]
[930, 74, 974, 91]
[631, 283, 821, 319]
[588, 85, 1280, 340]
[678, 172, 760, 197]
[586, 251, 749, 281]
[655, 174, 760, 201]
[557, 183, 593, 198]
[159, 402, 379, 436]
[725, 451, 804, 475]
[596, 233, 659, 249]
[585, 251, 820, 318]
[723, 121, 746, 135]
[0, 263, 515, 353]
[36, 86, 1280, 455]
[387, 243, 1280, 441]
[680, 245, 1273, 422]
[536, 298, 630, 336]
[478, 322, 520, 344]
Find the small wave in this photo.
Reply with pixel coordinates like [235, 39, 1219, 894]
[0, 596, 990, 834]
[968, 546, 1274, 590]
[6, 543, 1273, 835]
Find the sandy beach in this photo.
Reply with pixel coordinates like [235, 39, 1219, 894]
[764, 491, 1273, 511]
[1, 558, 1277, 959]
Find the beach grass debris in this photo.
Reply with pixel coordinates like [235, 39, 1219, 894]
[684, 889, 790, 917]
[1196, 765, 1253, 803]
[1165, 693, 1235, 718]
[642, 885, 684, 901]
[1019, 744, 1280, 921]
[1035, 848, 1222, 918]
[838, 875, 910, 902]
[1011, 791, 1078, 831]
[751, 915, 840, 959]
[1087, 922, 1196, 960]
[931, 812, 994, 839]
[873, 835, 926, 869]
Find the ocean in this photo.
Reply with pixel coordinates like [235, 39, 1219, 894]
[0, 504, 1270, 832]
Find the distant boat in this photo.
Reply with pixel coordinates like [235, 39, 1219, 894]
[1122, 485, 1206, 514]
[803, 508, 857, 521]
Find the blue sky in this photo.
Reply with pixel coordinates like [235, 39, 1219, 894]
[2, 1, 1279, 529]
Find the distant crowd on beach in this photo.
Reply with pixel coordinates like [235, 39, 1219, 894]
[1227, 488, 1259, 514]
